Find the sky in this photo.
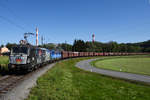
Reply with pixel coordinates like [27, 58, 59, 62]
[0, 0, 150, 45]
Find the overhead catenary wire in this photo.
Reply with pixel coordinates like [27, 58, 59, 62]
[0, 1, 34, 32]
[0, 0, 46, 45]
[0, 15, 26, 31]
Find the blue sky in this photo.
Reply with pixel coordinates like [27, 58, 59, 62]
[0, 0, 150, 45]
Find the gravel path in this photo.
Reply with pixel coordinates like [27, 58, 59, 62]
[0, 63, 56, 100]
[76, 58, 150, 84]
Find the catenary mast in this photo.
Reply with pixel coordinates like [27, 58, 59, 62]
[36, 27, 39, 46]
[92, 33, 95, 43]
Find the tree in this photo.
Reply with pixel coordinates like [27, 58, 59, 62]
[85, 41, 103, 52]
[72, 39, 86, 52]
[85, 42, 95, 52]
[1, 44, 4, 48]
[6, 43, 17, 50]
[59, 43, 72, 51]
[107, 41, 118, 52]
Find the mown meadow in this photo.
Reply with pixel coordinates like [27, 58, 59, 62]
[92, 55, 150, 76]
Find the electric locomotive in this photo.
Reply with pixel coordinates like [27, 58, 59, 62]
[8, 44, 36, 71]
[8, 43, 51, 72]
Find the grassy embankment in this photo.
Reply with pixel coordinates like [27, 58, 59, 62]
[0, 56, 9, 74]
[27, 57, 150, 100]
[92, 55, 150, 76]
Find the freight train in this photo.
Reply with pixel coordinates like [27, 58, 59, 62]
[8, 44, 148, 72]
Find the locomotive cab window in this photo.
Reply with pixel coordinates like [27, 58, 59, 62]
[11, 47, 28, 54]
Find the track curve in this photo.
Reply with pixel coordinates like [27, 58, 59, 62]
[76, 58, 150, 84]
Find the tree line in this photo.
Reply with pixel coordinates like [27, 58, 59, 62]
[2, 39, 150, 53]
[62, 39, 150, 53]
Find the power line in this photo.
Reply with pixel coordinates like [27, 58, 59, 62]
[0, 1, 33, 32]
[0, 15, 26, 31]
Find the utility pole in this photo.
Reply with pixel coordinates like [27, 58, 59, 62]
[41, 36, 44, 45]
[65, 41, 67, 51]
[36, 27, 39, 46]
[92, 33, 95, 43]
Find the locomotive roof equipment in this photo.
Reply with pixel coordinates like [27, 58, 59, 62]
[24, 32, 35, 44]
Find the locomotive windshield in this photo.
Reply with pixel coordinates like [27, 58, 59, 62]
[12, 47, 28, 54]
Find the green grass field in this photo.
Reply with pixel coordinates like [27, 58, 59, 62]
[92, 55, 150, 76]
[0, 56, 9, 65]
[0, 56, 9, 74]
[27, 57, 150, 100]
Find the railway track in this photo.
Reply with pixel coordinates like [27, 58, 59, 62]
[0, 75, 24, 97]
[0, 63, 51, 98]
